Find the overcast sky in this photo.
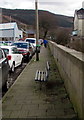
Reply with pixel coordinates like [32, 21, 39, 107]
[0, 0, 84, 16]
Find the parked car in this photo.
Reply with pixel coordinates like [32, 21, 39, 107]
[4, 41, 14, 46]
[38, 39, 43, 45]
[1, 46, 23, 72]
[0, 48, 9, 89]
[25, 38, 36, 47]
[11, 41, 33, 62]
[25, 38, 43, 46]
[0, 41, 13, 46]
[25, 38, 41, 53]
[0, 41, 8, 46]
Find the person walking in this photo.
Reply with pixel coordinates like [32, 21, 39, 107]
[43, 39, 48, 48]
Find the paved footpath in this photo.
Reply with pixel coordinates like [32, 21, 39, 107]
[2, 46, 78, 119]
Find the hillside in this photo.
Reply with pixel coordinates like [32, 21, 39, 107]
[1, 8, 73, 28]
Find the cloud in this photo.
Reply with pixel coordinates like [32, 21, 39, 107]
[0, 0, 35, 9]
[39, 2, 67, 6]
[0, 0, 83, 16]
[39, 0, 83, 16]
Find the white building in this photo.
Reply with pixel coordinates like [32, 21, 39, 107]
[74, 8, 84, 37]
[0, 22, 23, 41]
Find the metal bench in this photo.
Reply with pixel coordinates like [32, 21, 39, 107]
[35, 61, 50, 82]
[35, 61, 50, 90]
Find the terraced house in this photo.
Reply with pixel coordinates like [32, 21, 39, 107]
[74, 8, 84, 37]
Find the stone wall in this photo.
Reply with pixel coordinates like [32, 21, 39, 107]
[49, 41, 84, 118]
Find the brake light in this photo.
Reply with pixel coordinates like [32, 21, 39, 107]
[22, 52, 30, 55]
[18, 49, 26, 52]
[7, 55, 11, 60]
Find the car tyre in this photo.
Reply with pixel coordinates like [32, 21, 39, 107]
[4, 81, 8, 90]
[26, 55, 29, 62]
[20, 58, 23, 66]
[2, 73, 9, 91]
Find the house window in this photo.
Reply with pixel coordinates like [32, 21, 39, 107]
[78, 14, 84, 19]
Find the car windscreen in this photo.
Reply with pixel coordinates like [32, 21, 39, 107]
[26, 39, 35, 43]
[11, 47, 19, 54]
[2, 48, 9, 54]
[12, 43, 29, 48]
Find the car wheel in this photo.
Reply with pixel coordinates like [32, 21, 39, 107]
[2, 73, 9, 91]
[26, 55, 29, 62]
[2, 82, 7, 91]
[11, 64, 15, 72]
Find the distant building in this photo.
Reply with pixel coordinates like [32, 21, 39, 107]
[26, 30, 36, 38]
[0, 22, 23, 41]
[74, 8, 84, 37]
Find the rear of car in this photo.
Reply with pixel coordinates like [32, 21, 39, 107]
[1, 46, 23, 72]
[11, 42, 32, 62]
[0, 48, 9, 89]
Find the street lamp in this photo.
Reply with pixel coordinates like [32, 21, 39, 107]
[35, 0, 39, 61]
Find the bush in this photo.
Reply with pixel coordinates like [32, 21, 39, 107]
[55, 29, 70, 45]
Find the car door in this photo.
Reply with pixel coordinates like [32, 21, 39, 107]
[29, 43, 33, 56]
[11, 47, 22, 67]
[0, 49, 9, 87]
[15, 49, 23, 66]
[11, 47, 19, 67]
[0, 49, 2, 89]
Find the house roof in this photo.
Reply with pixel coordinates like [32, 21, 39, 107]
[77, 8, 84, 15]
[0, 22, 17, 30]
[26, 30, 35, 34]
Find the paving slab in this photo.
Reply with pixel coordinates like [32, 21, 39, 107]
[2, 45, 78, 119]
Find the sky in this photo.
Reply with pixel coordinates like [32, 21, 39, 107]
[0, 0, 84, 17]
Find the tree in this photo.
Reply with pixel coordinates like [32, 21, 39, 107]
[39, 17, 51, 39]
[39, 11, 57, 39]
[55, 28, 71, 45]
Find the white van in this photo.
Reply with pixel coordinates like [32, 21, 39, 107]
[25, 38, 36, 47]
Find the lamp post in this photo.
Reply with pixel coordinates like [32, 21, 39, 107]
[35, 0, 39, 61]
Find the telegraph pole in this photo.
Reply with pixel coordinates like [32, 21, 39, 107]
[35, 0, 39, 61]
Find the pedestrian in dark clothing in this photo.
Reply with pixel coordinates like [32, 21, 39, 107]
[43, 39, 48, 48]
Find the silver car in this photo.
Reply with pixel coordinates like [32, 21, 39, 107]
[0, 48, 9, 89]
